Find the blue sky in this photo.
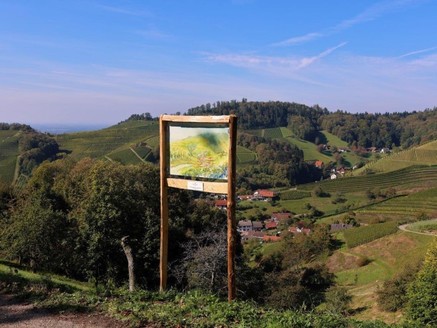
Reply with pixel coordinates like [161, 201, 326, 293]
[1, 0, 437, 125]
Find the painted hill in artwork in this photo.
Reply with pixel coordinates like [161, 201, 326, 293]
[170, 132, 229, 179]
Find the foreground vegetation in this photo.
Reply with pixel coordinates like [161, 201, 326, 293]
[0, 261, 394, 327]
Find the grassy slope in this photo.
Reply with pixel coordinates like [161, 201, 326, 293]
[56, 120, 160, 163]
[247, 127, 364, 165]
[355, 140, 437, 175]
[0, 130, 20, 183]
[328, 231, 434, 323]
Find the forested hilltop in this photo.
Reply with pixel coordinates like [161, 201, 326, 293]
[188, 100, 437, 148]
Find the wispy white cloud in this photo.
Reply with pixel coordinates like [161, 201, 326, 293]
[204, 42, 347, 74]
[272, 32, 322, 47]
[297, 42, 347, 69]
[274, 0, 421, 46]
[398, 46, 437, 58]
[97, 5, 152, 18]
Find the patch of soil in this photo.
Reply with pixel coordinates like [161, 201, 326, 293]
[0, 293, 130, 328]
[326, 251, 361, 272]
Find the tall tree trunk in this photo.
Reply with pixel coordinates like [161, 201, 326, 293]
[121, 236, 135, 292]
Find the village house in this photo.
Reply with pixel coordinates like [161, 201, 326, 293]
[330, 223, 354, 232]
[237, 195, 253, 201]
[237, 220, 253, 232]
[271, 212, 292, 222]
[253, 189, 278, 201]
[289, 226, 311, 235]
[314, 160, 324, 169]
[265, 220, 278, 230]
[252, 221, 263, 231]
[241, 231, 265, 242]
[214, 199, 227, 210]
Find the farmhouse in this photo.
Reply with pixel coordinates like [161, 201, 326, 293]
[254, 189, 277, 200]
[271, 212, 292, 222]
[330, 223, 353, 232]
[241, 231, 265, 242]
[252, 221, 263, 231]
[238, 220, 253, 232]
[265, 220, 278, 230]
[214, 199, 227, 209]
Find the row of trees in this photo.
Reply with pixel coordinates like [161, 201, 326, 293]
[0, 122, 33, 131]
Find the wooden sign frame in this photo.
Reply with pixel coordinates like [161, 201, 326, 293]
[159, 114, 238, 301]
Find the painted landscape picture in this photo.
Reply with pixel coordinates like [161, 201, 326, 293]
[169, 126, 229, 179]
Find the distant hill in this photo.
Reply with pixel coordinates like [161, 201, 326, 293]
[2, 101, 437, 186]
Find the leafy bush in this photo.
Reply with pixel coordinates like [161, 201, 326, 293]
[377, 263, 420, 312]
[406, 240, 437, 325]
[343, 222, 398, 248]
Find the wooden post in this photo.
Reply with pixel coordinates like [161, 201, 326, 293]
[227, 115, 237, 302]
[160, 116, 169, 292]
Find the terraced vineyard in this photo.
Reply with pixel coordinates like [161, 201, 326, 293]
[299, 165, 437, 193]
[355, 140, 437, 174]
[0, 130, 20, 183]
[358, 187, 437, 219]
[56, 121, 159, 161]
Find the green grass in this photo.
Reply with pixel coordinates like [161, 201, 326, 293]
[237, 145, 257, 164]
[0, 260, 91, 295]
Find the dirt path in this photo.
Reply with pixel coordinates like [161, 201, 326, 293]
[399, 218, 437, 236]
[0, 293, 128, 328]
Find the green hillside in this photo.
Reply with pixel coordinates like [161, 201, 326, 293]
[55, 120, 160, 162]
[0, 130, 20, 183]
[355, 140, 437, 174]
[247, 127, 364, 165]
[299, 165, 437, 193]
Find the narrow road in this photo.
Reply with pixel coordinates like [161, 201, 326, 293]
[399, 218, 437, 236]
[0, 293, 127, 328]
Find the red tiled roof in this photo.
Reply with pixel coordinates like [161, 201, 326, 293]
[265, 221, 278, 229]
[315, 160, 324, 168]
[272, 212, 292, 221]
[256, 189, 277, 198]
[215, 199, 227, 207]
